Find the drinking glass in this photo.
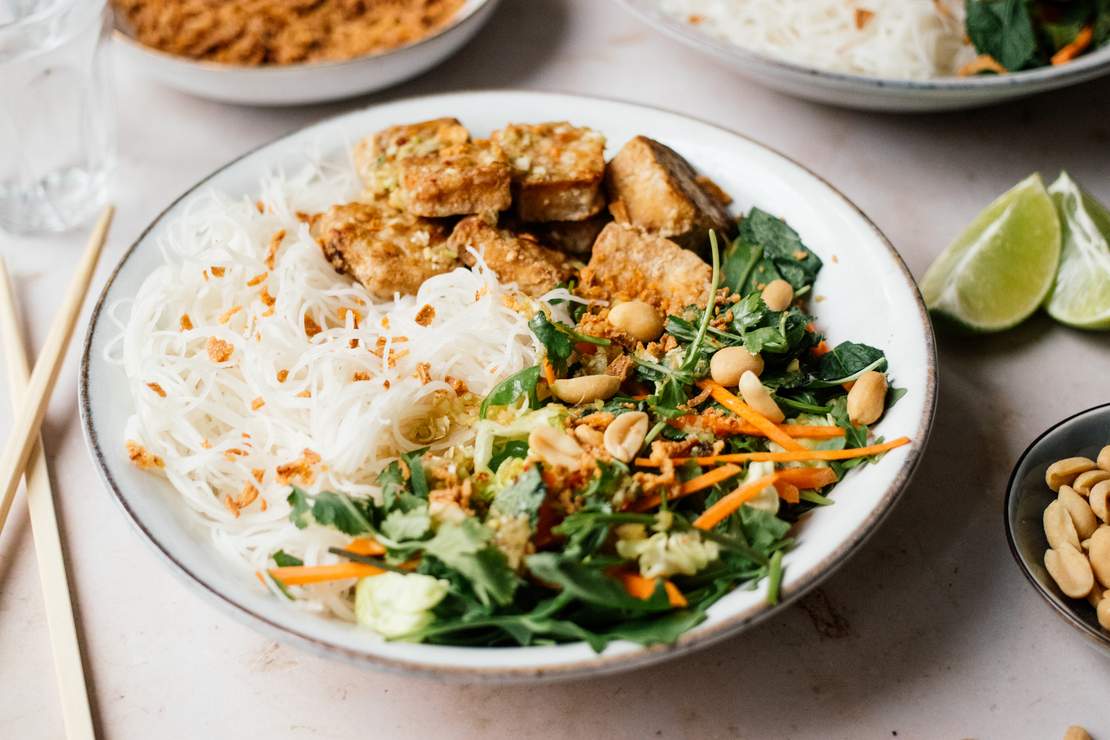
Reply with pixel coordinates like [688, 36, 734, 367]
[0, 0, 115, 234]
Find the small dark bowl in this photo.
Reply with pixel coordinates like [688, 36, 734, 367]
[1005, 402, 1110, 656]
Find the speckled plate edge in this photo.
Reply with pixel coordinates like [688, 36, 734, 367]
[78, 90, 938, 682]
[1004, 402, 1110, 653]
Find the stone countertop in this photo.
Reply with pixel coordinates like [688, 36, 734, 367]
[1, 1, 1108, 738]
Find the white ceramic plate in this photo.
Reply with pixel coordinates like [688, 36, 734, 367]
[112, 0, 500, 106]
[80, 91, 937, 681]
[615, 0, 1110, 112]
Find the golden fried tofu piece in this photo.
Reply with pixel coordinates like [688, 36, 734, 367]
[579, 222, 712, 315]
[449, 216, 572, 297]
[492, 122, 606, 222]
[353, 117, 470, 197]
[605, 136, 732, 249]
[311, 201, 458, 300]
[532, 213, 611, 257]
[398, 140, 511, 217]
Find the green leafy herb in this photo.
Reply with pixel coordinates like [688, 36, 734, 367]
[424, 519, 519, 607]
[492, 466, 547, 525]
[812, 341, 886, 386]
[489, 440, 529, 472]
[966, 0, 1039, 70]
[723, 208, 822, 295]
[272, 550, 303, 567]
[525, 553, 672, 612]
[288, 486, 313, 529]
[479, 366, 541, 419]
[310, 491, 373, 536]
[401, 448, 429, 499]
[381, 503, 431, 541]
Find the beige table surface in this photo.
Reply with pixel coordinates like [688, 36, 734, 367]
[2, 1, 1109, 738]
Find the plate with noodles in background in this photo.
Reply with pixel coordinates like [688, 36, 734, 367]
[80, 90, 936, 680]
[614, 0, 1110, 111]
[111, 0, 501, 105]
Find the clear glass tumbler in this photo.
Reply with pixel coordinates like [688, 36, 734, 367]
[0, 0, 115, 234]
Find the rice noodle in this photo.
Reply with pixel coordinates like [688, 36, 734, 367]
[108, 148, 577, 617]
[658, 0, 977, 79]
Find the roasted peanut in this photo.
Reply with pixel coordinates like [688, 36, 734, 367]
[709, 346, 763, 387]
[550, 374, 620, 405]
[1065, 726, 1093, 740]
[603, 411, 650, 463]
[1089, 479, 1110, 523]
[1099, 445, 1110, 472]
[846, 370, 887, 426]
[1088, 526, 1110, 589]
[1044, 500, 1081, 551]
[761, 279, 794, 311]
[738, 370, 784, 423]
[607, 300, 663, 342]
[1087, 583, 1105, 608]
[1099, 598, 1110, 631]
[1046, 457, 1096, 492]
[1044, 546, 1094, 599]
[1059, 485, 1098, 539]
[1074, 469, 1110, 496]
[573, 425, 604, 448]
[528, 426, 584, 470]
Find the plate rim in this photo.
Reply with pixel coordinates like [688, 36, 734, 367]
[79, 88, 939, 681]
[613, 0, 1110, 93]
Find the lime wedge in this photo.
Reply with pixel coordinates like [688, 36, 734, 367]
[921, 174, 1060, 332]
[1045, 173, 1110, 330]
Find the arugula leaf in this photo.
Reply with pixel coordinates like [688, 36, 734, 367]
[724, 208, 822, 294]
[524, 553, 672, 612]
[381, 503, 431, 541]
[401, 448, 429, 499]
[479, 366, 541, 419]
[424, 519, 518, 607]
[966, 0, 1039, 70]
[492, 466, 547, 525]
[311, 491, 373, 536]
[812, 341, 886, 386]
[288, 486, 313, 529]
[272, 550, 303, 567]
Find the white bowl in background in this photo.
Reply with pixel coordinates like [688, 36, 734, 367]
[614, 0, 1110, 112]
[112, 0, 500, 106]
[80, 90, 937, 681]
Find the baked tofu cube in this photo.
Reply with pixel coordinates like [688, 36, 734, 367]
[605, 136, 732, 249]
[398, 140, 512, 217]
[449, 216, 571, 297]
[492, 122, 606, 222]
[532, 213, 611, 257]
[311, 201, 458, 300]
[353, 117, 470, 197]
[579, 222, 712, 315]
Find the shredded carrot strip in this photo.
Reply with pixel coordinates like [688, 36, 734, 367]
[264, 562, 383, 586]
[617, 571, 687, 607]
[774, 480, 801, 504]
[698, 380, 805, 452]
[631, 463, 742, 512]
[776, 466, 839, 489]
[542, 359, 556, 386]
[694, 473, 780, 530]
[812, 340, 830, 357]
[634, 437, 911, 467]
[1052, 25, 1092, 65]
[346, 537, 386, 556]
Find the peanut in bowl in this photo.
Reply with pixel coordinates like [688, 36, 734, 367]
[1005, 402, 1110, 656]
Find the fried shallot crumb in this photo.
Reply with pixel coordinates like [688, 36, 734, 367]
[414, 303, 436, 326]
[276, 449, 322, 485]
[126, 440, 164, 470]
[206, 337, 234, 363]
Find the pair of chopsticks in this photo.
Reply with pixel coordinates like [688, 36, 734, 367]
[0, 206, 114, 740]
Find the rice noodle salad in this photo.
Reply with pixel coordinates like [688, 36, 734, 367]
[656, 0, 1110, 79]
[113, 118, 911, 650]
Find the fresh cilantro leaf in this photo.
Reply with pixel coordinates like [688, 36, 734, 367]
[739, 507, 792, 553]
[529, 311, 575, 372]
[492, 466, 547, 525]
[272, 549, 303, 567]
[311, 491, 373, 536]
[424, 519, 518, 607]
[401, 448, 429, 499]
[376, 461, 406, 509]
[288, 487, 313, 529]
[381, 503, 431, 541]
[479, 366, 541, 419]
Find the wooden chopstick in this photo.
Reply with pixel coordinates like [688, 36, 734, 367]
[0, 258, 96, 740]
[0, 206, 113, 534]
